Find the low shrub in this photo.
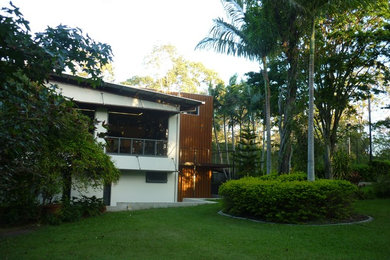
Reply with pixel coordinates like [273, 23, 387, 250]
[351, 164, 372, 182]
[0, 201, 40, 226]
[74, 195, 106, 217]
[373, 175, 390, 198]
[41, 196, 105, 225]
[370, 160, 390, 177]
[219, 177, 357, 223]
[355, 185, 376, 200]
[259, 172, 307, 182]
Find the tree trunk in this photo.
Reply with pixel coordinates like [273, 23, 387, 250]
[278, 40, 299, 174]
[261, 120, 266, 173]
[307, 19, 316, 182]
[323, 141, 332, 179]
[223, 115, 230, 179]
[261, 57, 272, 175]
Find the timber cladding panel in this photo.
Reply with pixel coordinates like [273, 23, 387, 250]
[178, 167, 212, 200]
[176, 93, 213, 201]
[179, 93, 213, 164]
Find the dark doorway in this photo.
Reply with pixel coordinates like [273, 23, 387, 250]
[103, 183, 111, 206]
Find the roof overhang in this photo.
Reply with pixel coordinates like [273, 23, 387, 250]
[49, 74, 203, 112]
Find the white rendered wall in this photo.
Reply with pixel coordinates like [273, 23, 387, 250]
[71, 185, 103, 200]
[110, 155, 176, 171]
[110, 171, 176, 204]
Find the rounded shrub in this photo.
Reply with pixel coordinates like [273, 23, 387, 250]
[259, 172, 307, 182]
[219, 177, 357, 223]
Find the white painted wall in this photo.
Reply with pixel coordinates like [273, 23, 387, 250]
[110, 155, 176, 172]
[71, 186, 103, 200]
[110, 171, 176, 204]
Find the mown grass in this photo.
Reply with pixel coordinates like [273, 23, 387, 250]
[1, 199, 389, 260]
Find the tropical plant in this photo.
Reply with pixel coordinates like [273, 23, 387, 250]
[196, 0, 279, 174]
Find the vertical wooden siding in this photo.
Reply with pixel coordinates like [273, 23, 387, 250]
[178, 167, 212, 201]
[177, 93, 213, 201]
[179, 93, 213, 164]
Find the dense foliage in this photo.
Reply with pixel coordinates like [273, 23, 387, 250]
[201, 0, 389, 179]
[219, 176, 357, 223]
[0, 3, 120, 225]
[42, 196, 106, 225]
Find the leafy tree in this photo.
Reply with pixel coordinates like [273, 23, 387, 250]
[313, 0, 390, 178]
[291, 0, 373, 181]
[0, 3, 119, 224]
[123, 44, 223, 94]
[373, 117, 390, 160]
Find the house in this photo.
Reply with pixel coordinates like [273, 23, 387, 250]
[50, 74, 203, 206]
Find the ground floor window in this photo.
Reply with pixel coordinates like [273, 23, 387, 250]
[146, 171, 168, 183]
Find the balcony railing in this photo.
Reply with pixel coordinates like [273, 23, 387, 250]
[105, 136, 168, 156]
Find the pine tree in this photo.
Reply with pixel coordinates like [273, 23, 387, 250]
[234, 125, 262, 177]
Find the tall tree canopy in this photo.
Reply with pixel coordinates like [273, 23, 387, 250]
[313, 0, 390, 178]
[123, 44, 223, 94]
[0, 3, 120, 224]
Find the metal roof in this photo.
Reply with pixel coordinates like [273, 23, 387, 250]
[49, 74, 203, 111]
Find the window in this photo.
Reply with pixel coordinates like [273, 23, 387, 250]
[145, 171, 168, 183]
[182, 106, 199, 116]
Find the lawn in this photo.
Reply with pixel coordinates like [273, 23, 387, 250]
[1, 199, 389, 260]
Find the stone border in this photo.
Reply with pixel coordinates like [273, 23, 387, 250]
[218, 210, 374, 226]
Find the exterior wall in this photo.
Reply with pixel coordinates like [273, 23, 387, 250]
[177, 94, 214, 201]
[178, 167, 212, 201]
[110, 171, 176, 204]
[179, 93, 213, 164]
[71, 185, 103, 200]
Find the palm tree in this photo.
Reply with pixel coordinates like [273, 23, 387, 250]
[196, 0, 278, 174]
[290, 0, 371, 181]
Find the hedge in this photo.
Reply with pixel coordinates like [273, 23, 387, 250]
[259, 172, 307, 182]
[219, 177, 357, 223]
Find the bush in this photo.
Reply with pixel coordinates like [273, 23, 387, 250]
[370, 160, 390, 176]
[351, 164, 372, 182]
[259, 172, 307, 182]
[74, 196, 106, 217]
[373, 175, 390, 198]
[355, 185, 376, 200]
[219, 177, 357, 223]
[0, 201, 40, 226]
[41, 196, 105, 225]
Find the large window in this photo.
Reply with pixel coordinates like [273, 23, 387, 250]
[105, 109, 170, 156]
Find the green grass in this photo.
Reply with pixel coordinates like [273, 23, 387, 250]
[1, 199, 390, 260]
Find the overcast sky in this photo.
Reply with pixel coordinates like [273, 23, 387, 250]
[6, 0, 259, 84]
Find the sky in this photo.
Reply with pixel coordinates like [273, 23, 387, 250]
[5, 0, 259, 84]
[2, 0, 388, 124]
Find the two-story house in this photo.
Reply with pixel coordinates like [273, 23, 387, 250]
[51, 74, 203, 206]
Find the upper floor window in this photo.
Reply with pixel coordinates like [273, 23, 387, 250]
[105, 108, 170, 156]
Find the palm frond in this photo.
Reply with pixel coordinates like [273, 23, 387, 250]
[221, 0, 245, 26]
